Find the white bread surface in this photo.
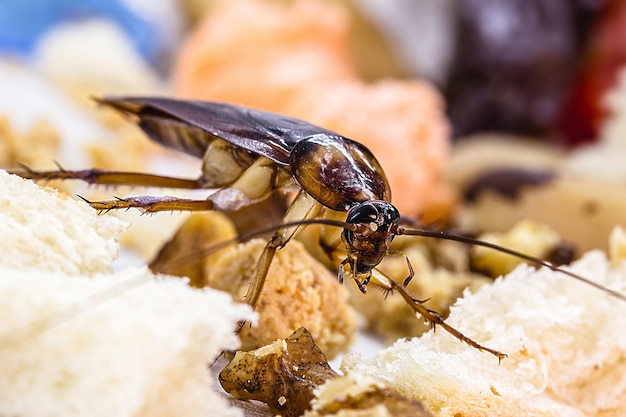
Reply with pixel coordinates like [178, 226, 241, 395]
[340, 251, 626, 417]
[0, 171, 255, 417]
[0, 170, 127, 275]
[0, 266, 254, 417]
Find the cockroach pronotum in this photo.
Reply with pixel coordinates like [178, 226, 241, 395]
[16, 96, 626, 360]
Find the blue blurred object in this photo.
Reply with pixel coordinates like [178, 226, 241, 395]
[0, 0, 180, 66]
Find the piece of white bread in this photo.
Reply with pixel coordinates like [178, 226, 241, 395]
[0, 171, 255, 417]
[0, 267, 254, 417]
[337, 250, 626, 417]
[0, 170, 127, 275]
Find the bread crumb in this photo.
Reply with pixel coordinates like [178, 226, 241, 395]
[0, 171, 254, 417]
[460, 177, 626, 254]
[0, 170, 127, 275]
[306, 373, 432, 417]
[207, 238, 357, 359]
[609, 226, 626, 266]
[470, 219, 562, 277]
[0, 266, 253, 417]
[341, 251, 626, 417]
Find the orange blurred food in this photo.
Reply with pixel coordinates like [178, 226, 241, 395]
[172, 0, 356, 110]
[172, 0, 454, 219]
[283, 79, 454, 220]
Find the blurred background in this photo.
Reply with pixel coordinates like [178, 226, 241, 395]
[2, 0, 624, 141]
[1, 0, 626, 257]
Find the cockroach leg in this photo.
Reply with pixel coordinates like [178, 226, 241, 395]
[352, 259, 369, 293]
[243, 235, 279, 309]
[338, 258, 369, 293]
[361, 272, 372, 288]
[370, 269, 507, 361]
[338, 259, 348, 285]
[14, 166, 203, 189]
[402, 256, 415, 288]
[79, 195, 215, 214]
[242, 191, 322, 310]
[387, 250, 416, 288]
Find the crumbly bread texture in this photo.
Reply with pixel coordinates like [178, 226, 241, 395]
[305, 373, 433, 417]
[207, 238, 358, 359]
[0, 170, 127, 275]
[0, 266, 254, 417]
[0, 171, 255, 417]
[337, 250, 626, 417]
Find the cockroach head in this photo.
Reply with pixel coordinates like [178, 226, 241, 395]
[344, 201, 400, 237]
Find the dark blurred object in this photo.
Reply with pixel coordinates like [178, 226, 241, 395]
[546, 241, 576, 267]
[220, 328, 339, 417]
[555, 0, 626, 146]
[463, 167, 556, 203]
[445, 0, 604, 140]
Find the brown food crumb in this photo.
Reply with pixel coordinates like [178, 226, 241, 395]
[208, 238, 357, 359]
[305, 373, 433, 417]
[220, 327, 339, 417]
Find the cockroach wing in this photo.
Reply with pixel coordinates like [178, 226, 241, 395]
[290, 134, 391, 211]
[97, 97, 339, 165]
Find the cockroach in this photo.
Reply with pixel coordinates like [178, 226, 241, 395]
[16, 96, 626, 361]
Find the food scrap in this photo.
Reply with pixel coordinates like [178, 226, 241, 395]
[208, 238, 357, 359]
[220, 327, 339, 417]
[305, 373, 433, 417]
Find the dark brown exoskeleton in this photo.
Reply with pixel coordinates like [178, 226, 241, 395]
[17, 97, 626, 361]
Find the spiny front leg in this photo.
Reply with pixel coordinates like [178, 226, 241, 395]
[79, 195, 214, 214]
[338, 258, 369, 293]
[359, 270, 372, 290]
[369, 269, 507, 362]
[386, 250, 415, 288]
